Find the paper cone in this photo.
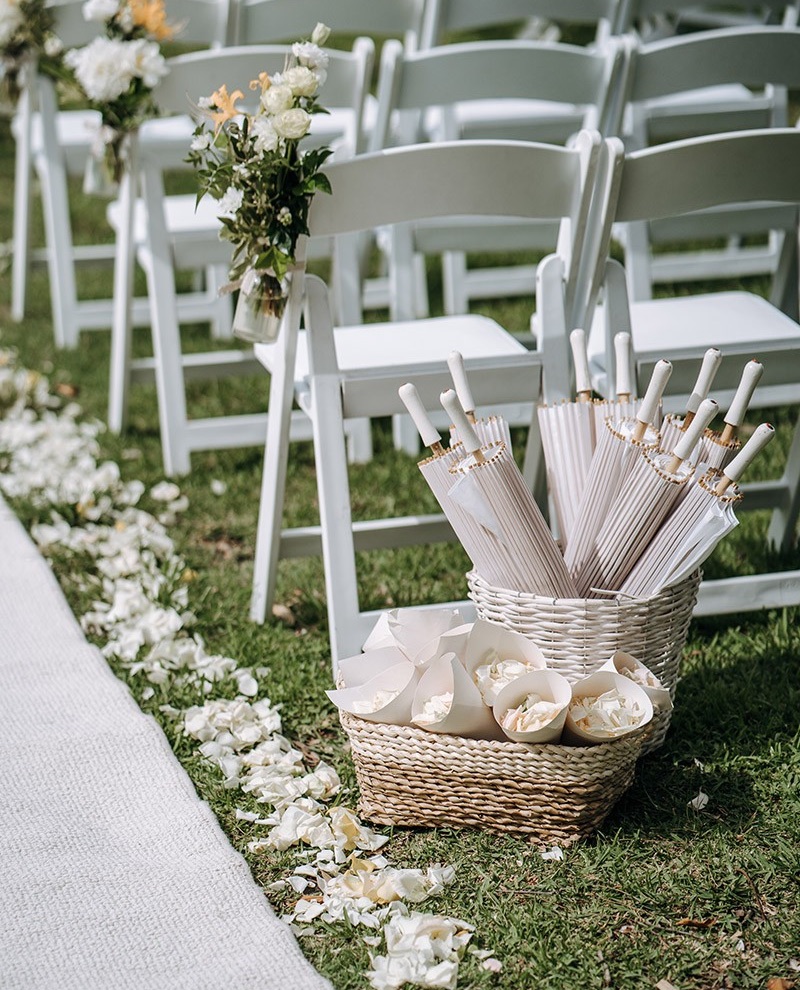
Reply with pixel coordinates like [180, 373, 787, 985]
[599, 651, 672, 712]
[492, 669, 572, 743]
[463, 618, 546, 705]
[326, 659, 420, 725]
[362, 607, 467, 668]
[563, 670, 653, 745]
[337, 646, 414, 689]
[411, 652, 505, 740]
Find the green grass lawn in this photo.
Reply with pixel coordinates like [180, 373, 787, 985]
[1, 111, 800, 990]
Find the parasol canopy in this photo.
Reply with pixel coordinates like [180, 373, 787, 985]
[621, 423, 776, 599]
[565, 359, 673, 585]
[442, 389, 577, 598]
[577, 398, 719, 597]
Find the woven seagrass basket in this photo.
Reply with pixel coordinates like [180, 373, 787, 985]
[340, 710, 645, 844]
[467, 569, 701, 752]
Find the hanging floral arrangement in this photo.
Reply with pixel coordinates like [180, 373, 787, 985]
[187, 23, 333, 343]
[65, 0, 176, 194]
[0, 0, 60, 109]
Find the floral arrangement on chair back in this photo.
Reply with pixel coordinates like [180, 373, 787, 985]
[187, 23, 333, 344]
[65, 0, 176, 195]
[0, 0, 61, 109]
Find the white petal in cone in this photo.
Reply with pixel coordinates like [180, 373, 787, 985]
[564, 670, 653, 745]
[411, 653, 505, 740]
[598, 651, 672, 712]
[493, 669, 572, 743]
[326, 660, 419, 725]
[463, 618, 546, 705]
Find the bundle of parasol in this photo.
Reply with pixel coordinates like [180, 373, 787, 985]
[399, 344, 776, 605]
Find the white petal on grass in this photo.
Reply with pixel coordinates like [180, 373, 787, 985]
[688, 790, 709, 811]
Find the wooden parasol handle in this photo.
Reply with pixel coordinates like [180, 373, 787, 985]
[720, 359, 763, 444]
[716, 422, 775, 494]
[667, 398, 718, 473]
[441, 389, 485, 462]
[633, 359, 672, 442]
[399, 383, 445, 455]
[684, 347, 722, 426]
[447, 351, 477, 422]
[614, 332, 633, 402]
[570, 329, 593, 402]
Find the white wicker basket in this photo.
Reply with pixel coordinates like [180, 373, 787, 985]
[467, 569, 701, 751]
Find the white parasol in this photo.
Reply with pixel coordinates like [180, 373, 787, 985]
[695, 359, 763, 471]
[577, 398, 719, 596]
[447, 350, 511, 450]
[620, 423, 776, 599]
[537, 329, 597, 544]
[593, 332, 643, 439]
[659, 347, 723, 456]
[564, 359, 673, 585]
[442, 389, 577, 598]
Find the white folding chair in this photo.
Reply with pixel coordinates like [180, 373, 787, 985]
[11, 0, 231, 349]
[248, 135, 604, 663]
[107, 40, 374, 476]
[608, 26, 800, 299]
[586, 130, 800, 600]
[368, 35, 625, 321]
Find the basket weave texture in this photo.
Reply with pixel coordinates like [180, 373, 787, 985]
[341, 710, 643, 844]
[467, 569, 701, 751]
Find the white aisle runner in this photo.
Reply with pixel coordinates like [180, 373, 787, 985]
[0, 498, 332, 990]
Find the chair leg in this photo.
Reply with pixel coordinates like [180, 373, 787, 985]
[36, 151, 80, 349]
[250, 330, 300, 624]
[346, 418, 373, 463]
[767, 411, 800, 552]
[108, 167, 136, 435]
[11, 89, 33, 323]
[310, 372, 364, 665]
[392, 414, 420, 457]
[207, 264, 235, 340]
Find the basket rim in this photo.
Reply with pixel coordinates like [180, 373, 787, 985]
[339, 708, 646, 757]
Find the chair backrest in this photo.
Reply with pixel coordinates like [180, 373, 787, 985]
[368, 39, 616, 324]
[143, 39, 373, 166]
[420, 0, 620, 47]
[46, 0, 231, 48]
[613, 0, 795, 32]
[590, 128, 800, 392]
[613, 25, 800, 132]
[370, 37, 624, 149]
[230, 0, 425, 49]
[295, 134, 602, 397]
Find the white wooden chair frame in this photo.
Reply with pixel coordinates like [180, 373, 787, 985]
[248, 136, 603, 663]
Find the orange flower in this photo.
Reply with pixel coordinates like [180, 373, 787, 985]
[128, 0, 175, 40]
[249, 72, 271, 93]
[208, 84, 244, 132]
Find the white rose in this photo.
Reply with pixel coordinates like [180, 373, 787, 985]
[127, 38, 168, 89]
[0, 0, 24, 47]
[218, 185, 244, 218]
[260, 83, 293, 115]
[292, 40, 329, 71]
[66, 37, 134, 102]
[82, 0, 119, 22]
[190, 131, 211, 151]
[311, 22, 330, 46]
[272, 107, 311, 140]
[281, 65, 319, 98]
[251, 115, 278, 155]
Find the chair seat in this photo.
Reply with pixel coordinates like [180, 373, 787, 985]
[589, 290, 800, 406]
[108, 193, 230, 269]
[257, 312, 528, 382]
